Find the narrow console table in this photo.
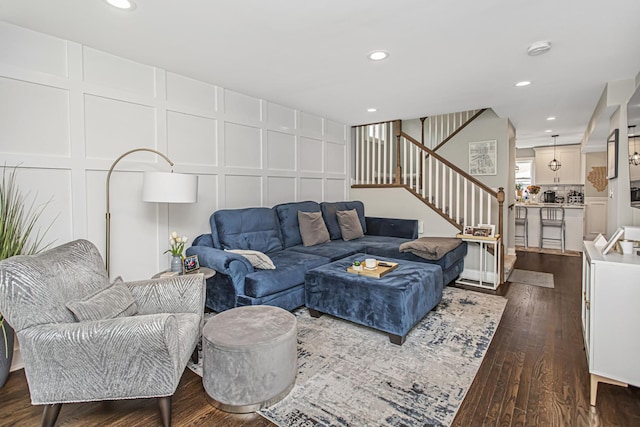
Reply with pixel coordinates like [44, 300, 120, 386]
[582, 241, 640, 405]
[455, 234, 501, 290]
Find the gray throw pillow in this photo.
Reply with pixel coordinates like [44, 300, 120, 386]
[298, 211, 331, 246]
[66, 278, 138, 322]
[336, 209, 365, 241]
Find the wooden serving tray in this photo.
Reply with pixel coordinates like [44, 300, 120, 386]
[347, 260, 399, 278]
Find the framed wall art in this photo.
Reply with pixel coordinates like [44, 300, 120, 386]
[469, 140, 497, 175]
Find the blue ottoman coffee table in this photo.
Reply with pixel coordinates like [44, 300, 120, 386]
[304, 253, 444, 345]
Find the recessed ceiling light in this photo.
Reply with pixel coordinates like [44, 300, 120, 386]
[546, 116, 556, 121]
[105, 0, 136, 10]
[515, 81, 531, 87]
[367, 108, 377, 113]
[545, 129, 553, 133]
[368, 51, 389, 61]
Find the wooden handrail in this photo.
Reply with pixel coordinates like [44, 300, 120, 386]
[400, 131, 499, 198]
[431, 109, 487, 152]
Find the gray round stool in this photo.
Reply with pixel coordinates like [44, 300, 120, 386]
[202, 305, 297, 413]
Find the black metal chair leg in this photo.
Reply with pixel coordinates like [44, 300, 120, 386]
[158, 396, 172, 427]
[41, 403, 62, 427]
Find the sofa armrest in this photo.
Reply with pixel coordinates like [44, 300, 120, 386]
[126, 274, 206, 316]
[365, 216, 419, 239]
[19, 314, 182, 404]
[186, 245, 253, 296]
[186, 245, 253, 274]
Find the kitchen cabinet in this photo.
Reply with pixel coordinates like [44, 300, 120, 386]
[534, 145, 583, 184]
[582, 241, 640, 405]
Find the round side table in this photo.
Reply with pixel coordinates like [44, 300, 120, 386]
[152, 266, 216, 280]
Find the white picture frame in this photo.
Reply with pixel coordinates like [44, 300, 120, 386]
[602, 227, 624, 255]
[469, 140, 497, 175]
[478, 223, 495, 237]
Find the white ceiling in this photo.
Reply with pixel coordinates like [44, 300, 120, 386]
[2, 0, 639, 149]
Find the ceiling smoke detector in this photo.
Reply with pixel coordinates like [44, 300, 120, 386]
[527, 41, 552, 56]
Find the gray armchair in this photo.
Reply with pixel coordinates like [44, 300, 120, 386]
[0, 239, 205, 427]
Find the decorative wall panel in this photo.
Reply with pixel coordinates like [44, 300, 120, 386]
[224, 122, 261, 168]
[166, 72, 217, 113]
[86, 170, 159, 279]
[326, 120, 346, 141]
[84, 94, 156, 160]
[225, 175, 262, 208]
[0, 24, 67, 77]
[170, 174, 218, 248]
[300, 112, 323, 137]
[267, 177, 296, 206]
[167, 111, 217, 166]
[267, 130, 296, 170]
[267, 102, 296, 131]
[14, 167, 73, 246]
[325, 178, 347, 202]
[224, 89, 261, 124]
[326, 141, 346, 174]
[299, 137, 324, 172]
[83, 47, 155, 97]
[0, 78, 70, 156]
[300, 177, 323, 201]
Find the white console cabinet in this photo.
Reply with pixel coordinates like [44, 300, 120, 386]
[581, 241, 640, 405]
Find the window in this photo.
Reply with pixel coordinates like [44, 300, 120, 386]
[515, 159, 533, 187]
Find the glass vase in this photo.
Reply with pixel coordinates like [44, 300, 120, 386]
[171, 255, 182, 273]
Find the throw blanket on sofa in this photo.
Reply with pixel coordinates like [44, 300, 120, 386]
[399, 237, 462, 261]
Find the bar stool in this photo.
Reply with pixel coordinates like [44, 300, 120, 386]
[540, 206, 565, 252]
[515, 206, 528, 248]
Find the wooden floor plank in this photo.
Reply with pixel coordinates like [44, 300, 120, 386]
[1, 251, 639, 426]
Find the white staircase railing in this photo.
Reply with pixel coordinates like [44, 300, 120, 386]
[422, 109, 485, 150]
[352, 117, 506, 284]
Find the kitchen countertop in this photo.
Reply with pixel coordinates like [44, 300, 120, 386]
[515, 202, 584, 209]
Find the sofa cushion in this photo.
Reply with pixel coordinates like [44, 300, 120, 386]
[286, 239, 367, 262]
[337, 209, 365, 241]
[321, 201, 367, 240]
[214, 207, 283, 254]
[66, 279, 138, 322]
[273, 201, 322, 248]
[244, 251, 329, 298]
[298, 211, 330, 246]
[225, 249, 276, 270]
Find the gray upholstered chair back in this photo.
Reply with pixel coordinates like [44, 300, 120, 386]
[0, 239, 109, 332]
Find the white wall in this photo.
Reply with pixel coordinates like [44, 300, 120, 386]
[0, 22, 349, 280]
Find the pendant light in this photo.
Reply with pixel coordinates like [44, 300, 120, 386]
[548, 134, 561, 171]
[629, 126, 640, 166]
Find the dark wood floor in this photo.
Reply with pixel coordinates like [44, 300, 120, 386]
[1, 251, 639, 426]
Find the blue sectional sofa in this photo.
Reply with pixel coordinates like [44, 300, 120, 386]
[186, 200, 467, 312]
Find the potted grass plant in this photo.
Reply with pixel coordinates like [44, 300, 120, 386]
[0, 165, 54, 387]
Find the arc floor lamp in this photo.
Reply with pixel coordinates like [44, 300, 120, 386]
[106, 148, 198, 276]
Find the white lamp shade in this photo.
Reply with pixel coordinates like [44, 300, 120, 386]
[142, 172, 198, 203]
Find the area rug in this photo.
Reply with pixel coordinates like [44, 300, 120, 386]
[189, 287, 506, 426]
[508, 268, 554, 288]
